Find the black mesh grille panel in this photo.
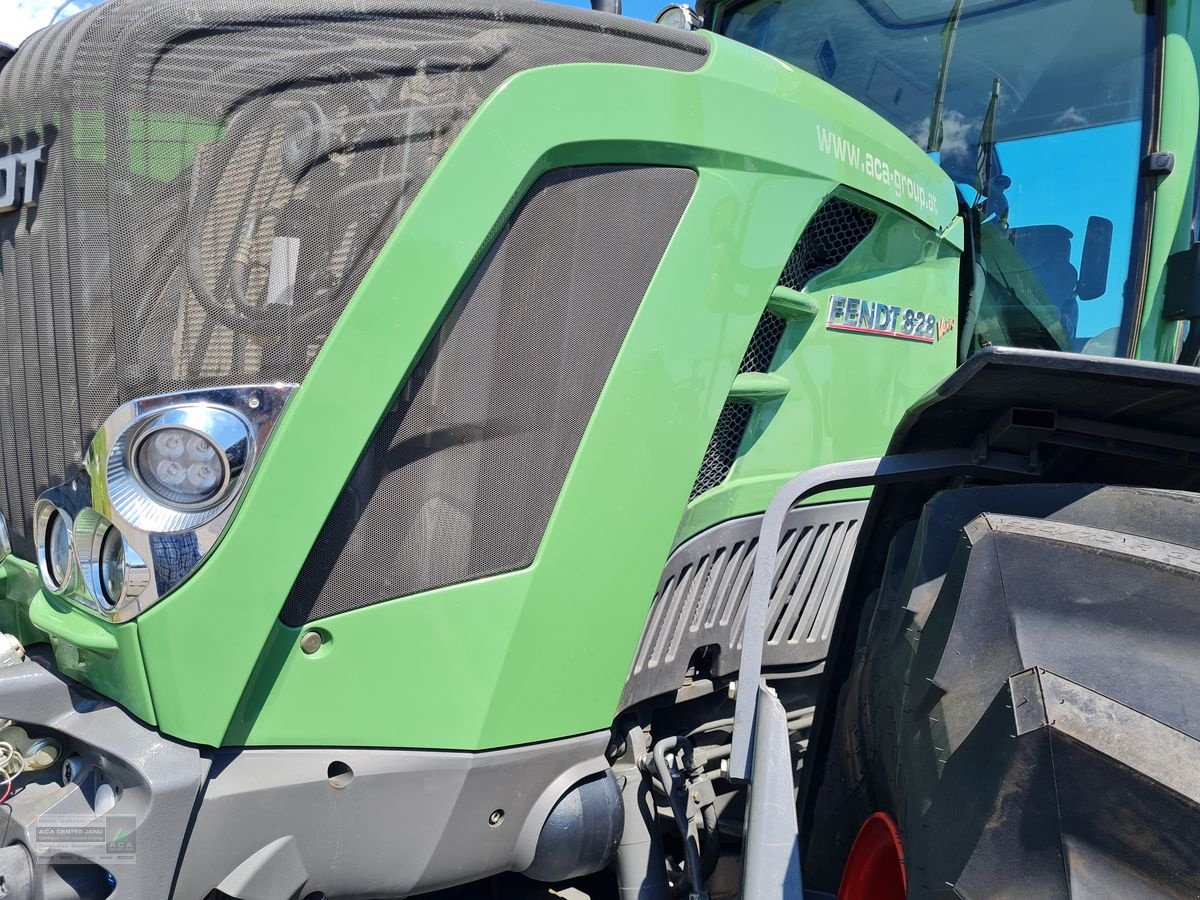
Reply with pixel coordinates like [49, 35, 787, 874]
[0, 1, 707, 559]
[737, 310, 788, 374]
[281, 165, 696, 626]
[778, 196, 878, 292]
[688, 304, 786, 502]
[689, 402, 753, 502]
[687, 310, 785, 501]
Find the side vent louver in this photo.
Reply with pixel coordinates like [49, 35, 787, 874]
[687, 194, 877, 502]
[621, 500, 867, 708]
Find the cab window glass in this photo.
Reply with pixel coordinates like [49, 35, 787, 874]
[720, 0, 1152, 355]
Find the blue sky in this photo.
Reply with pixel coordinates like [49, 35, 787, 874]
[3, 0, 81, 46]
[547, 0, 663, 19]
[2, 0, 662, 46]
[997, 120, 1141, 341]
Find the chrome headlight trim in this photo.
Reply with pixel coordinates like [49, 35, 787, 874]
[73, 509, 150, 612]
[109, 404, 252, 532]
[34, 498, 76, 595]
[0, 512, 11, 563]
[36, 383, 294, 622]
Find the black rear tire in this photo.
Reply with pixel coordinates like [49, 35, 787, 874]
[809, 484, 1200, 898]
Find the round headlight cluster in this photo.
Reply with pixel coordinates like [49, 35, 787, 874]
[31, 389, 284, 621]
[135, 426, 226, 507]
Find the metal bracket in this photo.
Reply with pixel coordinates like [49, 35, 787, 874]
[1142, 151, 1175, 178]
[727, 448, 1036, 783]
[739, 684, 804, 900]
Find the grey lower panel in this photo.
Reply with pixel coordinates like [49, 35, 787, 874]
[0, 651, 611, 899]
[621, 501, 866, 710]
[0, 651, 204, 900]
[173, 731, 610, 899]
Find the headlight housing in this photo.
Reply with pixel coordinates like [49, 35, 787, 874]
[135, 427, 225, 507]
[655, 4, 702, 30]
[109, 403, 253, 532]
[34, 384, 293, 619]
[34, 502, 75, 592]
[70, 508, 150, 611]
[100, 527, 126, 604]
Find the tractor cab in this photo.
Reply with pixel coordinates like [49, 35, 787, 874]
[713, 0, 1157, 358]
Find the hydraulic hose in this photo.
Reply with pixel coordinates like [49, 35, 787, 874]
[699, 802, 720, 881]
[615, 749, 672, 900]
[650, 736, 706, 899]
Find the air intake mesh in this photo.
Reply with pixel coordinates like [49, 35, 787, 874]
[689, 402, 753, 502]
[688, 302, 787, 502]
[738, 310, 789, 374]
[778, 196, 878, 292]
[0, 0, 706, 559]
[282, 165, 697, 626]
[686, 194, 876, 502]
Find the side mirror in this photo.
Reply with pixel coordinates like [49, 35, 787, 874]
[1076, 216, 1113, 301]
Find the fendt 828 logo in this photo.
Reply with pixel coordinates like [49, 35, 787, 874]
[0, 145, 44, 213]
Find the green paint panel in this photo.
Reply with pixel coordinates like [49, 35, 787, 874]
[30, 593, 117, 653]
[226, 168, 826, 748]
[0, 560, 49, 650]
[1137, 2, 1198, 361]
[21, 580, 155, 725]
[728, 372, 791, 403]
[767, 286, 820, 319]
[0, 560, 156, 725]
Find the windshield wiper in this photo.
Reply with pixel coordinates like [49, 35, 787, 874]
[927, 0, 964, 152]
